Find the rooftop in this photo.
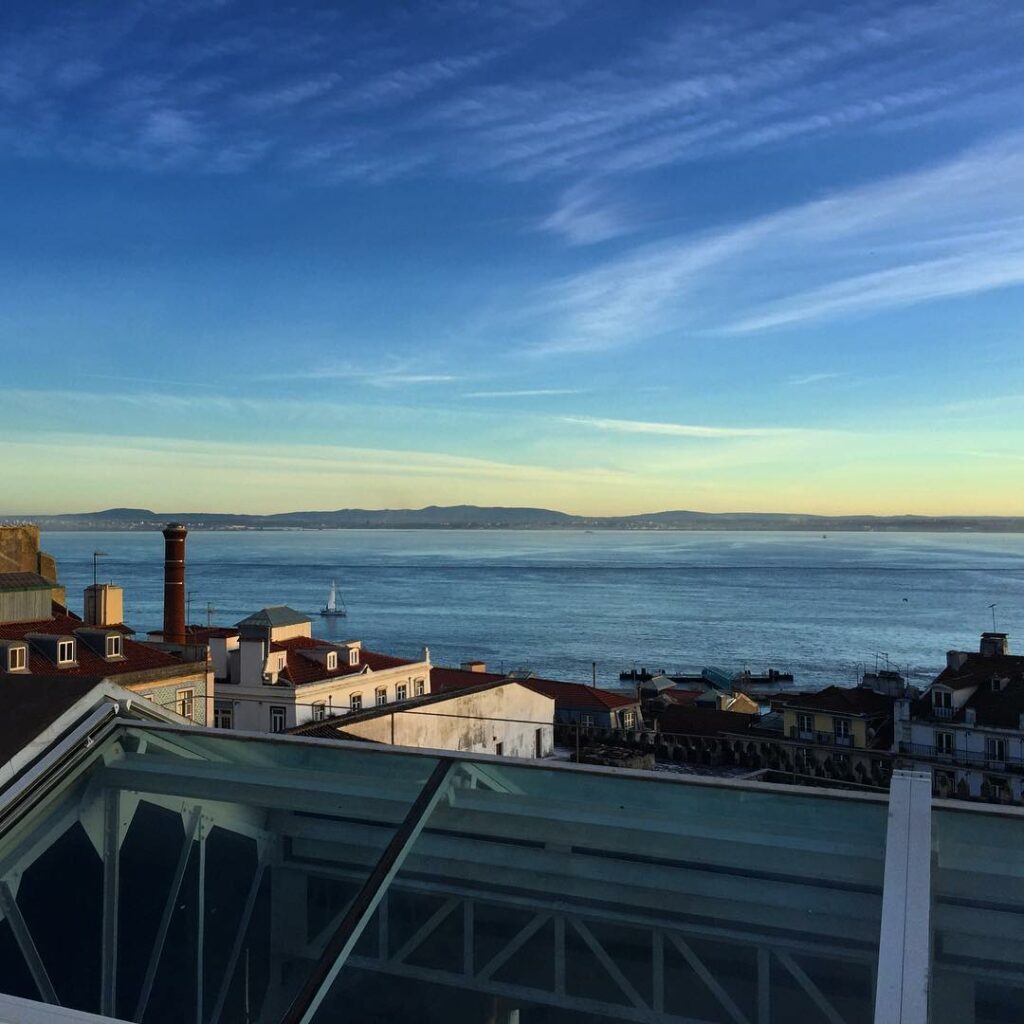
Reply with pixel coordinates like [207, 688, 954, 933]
[780, 685, 893, 716]
[0, 572, 53, 592]
[276, 636, 416, 687]
[236, 605, 312, 630]
[431, 664, 639, 710]
[0, 612, 199, 680]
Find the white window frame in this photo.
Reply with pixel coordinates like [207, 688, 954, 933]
[311, 701, 327, 722]
[213, 705, 234, 729]
[348, 648, 359, 666]
[57, 640, 75, 665]
[326, 651, 337, 671]
[176, 688, 195, 721]
[105, 634, 122, 658]
[396, 683, 408, 701]
[622, 710, 636, 729]
[581, 713, 594, 727]
[375, 687, 388, 707]
[936, 731, 954, 754]
[350, 692, 363, 712]
[7, 646, 26, 671]
[270, 705, 287, 733]
[796, 712, 814, 735]
[414, 679, 425, 697]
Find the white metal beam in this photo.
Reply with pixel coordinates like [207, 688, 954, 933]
[873, 770, 932, 1024]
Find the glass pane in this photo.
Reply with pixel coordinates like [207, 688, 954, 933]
[312, 760, 888, 1023]
[931, 807, 1024, 1024]
[0, 725, 440, 1023]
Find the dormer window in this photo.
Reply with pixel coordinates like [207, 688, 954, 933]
[7, 646, 26, 672]
[105, 634, 122, 658]
[348, 648, 359, 667]
[57, 640, 76, 665]
[326, 651, 338, 671]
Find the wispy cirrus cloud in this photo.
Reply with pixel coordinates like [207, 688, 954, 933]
[465, 388, 584, 398]
[532, 131, 1024, 350]
[787, 372, 842, 386]
[273, 361, 463, 388]
[562, 416, 816, 439]
[0, 0, 1019, 188]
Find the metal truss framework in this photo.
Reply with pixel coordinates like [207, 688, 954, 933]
[0, 726, 981, 1024]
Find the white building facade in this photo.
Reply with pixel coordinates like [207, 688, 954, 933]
[208, 606, 431, 734]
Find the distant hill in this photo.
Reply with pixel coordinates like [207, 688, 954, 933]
[5, 506, 1024, 532]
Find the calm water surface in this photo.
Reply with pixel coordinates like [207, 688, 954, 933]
[42, 530, 1024, 688]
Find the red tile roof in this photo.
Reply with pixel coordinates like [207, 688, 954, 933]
[779, 686, 892, 716]
[430, 665, 639, 712]
[275, 636, 416, 687]
[0, 613, 195, 682]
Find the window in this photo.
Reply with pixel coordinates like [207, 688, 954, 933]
[7, 646, 26, 671]
[176, 688, 195, 721]
[986, 737, 1007, 762]
[936, 731, 954, 754]
[57, 640, 75, 665]
[797, 713, 814, 735]
[350, 693, 363, 712]
[326, 651, 337, 671]
[105, 634, 122, 658]
[311, 702, 327, 722]
[349, 648, 359, 666]
[495, 742, 504, 756]
[396, 683, 408, 701]
[270, 706, 287, 733]
[932, 689, 952, 718]
[535, 728, 543, 758]
[834, 718, 852, 745]
[581, 714, 594, 727]
[213, 705, 234, 729]
[414, 679, 425, 697]
[277, 655, 285, 671]
[622, 710, 637, 729]
[375, 687, 388, 707]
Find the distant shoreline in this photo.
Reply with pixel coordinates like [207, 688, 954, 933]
[6, 505, 1024, 534]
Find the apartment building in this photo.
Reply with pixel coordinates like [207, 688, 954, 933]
[208, 605, 431, 733]
[896, 632, 1024, 800]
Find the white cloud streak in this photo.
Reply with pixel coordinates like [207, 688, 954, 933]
[562, 416, 815, 439]
[535, 131, 1024, 349]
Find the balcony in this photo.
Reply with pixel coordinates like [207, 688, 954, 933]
[898, 741, 1024, 772]
[834, 734, 854, 748]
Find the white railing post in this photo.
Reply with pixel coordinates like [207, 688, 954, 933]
[874, 769, 932, 1024]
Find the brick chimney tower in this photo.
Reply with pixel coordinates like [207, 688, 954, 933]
[162, 523, 188, 644]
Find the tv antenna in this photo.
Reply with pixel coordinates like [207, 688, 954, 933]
[989, 604, 998, 631]
[92, 550, 109, 587]
[206, 602, 216, 626]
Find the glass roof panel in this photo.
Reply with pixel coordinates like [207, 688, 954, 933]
[931, 806, 1024, 1024]
[309, 757, 889, 1024]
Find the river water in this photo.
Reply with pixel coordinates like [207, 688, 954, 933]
[41, 529, 1024, 689]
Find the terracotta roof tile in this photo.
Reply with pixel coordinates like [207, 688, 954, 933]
[0, 613, 194, 680]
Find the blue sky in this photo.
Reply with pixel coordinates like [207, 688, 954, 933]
[2, 0, 1023, 515]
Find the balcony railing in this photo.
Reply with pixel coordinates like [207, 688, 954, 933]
[834, 734, 854, 748]
[898, 742, 1024, 772]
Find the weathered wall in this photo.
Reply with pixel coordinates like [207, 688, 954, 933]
[0, 525, 60, 587]
[341, 683, 555, 759]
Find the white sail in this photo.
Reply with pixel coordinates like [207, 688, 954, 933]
[327, 581, 337, 612]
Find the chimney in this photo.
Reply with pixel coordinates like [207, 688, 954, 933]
[980, 633, 1009, 657]
[461, 660, 488, 673]
[946, 650, 968, 672]
[162, 523, 187, 645]
[84, 584, 124, 627]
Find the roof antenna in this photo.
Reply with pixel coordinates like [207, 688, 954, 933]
[92, 550, 108, 588]
[988, 603, 997, 632]
[206, 602, 216, 627]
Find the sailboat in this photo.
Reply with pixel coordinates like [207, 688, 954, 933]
[320, 580, 347, 618]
